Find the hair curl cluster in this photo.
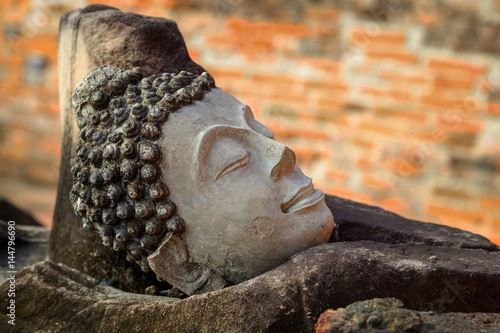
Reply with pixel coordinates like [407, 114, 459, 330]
[69, 66, 215, 273]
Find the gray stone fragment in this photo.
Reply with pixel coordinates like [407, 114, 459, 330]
[70, 4, 204, 76]
[316, 298, 500, 333]
[317, 298, 423, 332]
[326, 195, 500, 251]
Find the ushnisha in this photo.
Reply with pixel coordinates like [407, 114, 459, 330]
[70, 66, 334, 295]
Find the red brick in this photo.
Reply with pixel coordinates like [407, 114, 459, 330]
[48, 102, 60, 115]
[0, 147, 26, 162]
[293, 147, 318, 161]
[360, 87, 412, 102]
[383, 158, 419, 176]
[417, 13, 438, 24]
[427, 57, 485, 77]
[270, 127, 329, 140]
[490, 233, 500, 246]
[415, 130, 448, 143]
[296, 112, 319, 121]
[330, 188, 372, 205]
[435, 77, 473, 91]
[316, 96, 345, 111]
[304, 80, 349, 92]
[15, 34, 59, 61]
[357, 120, 409, 138]
[381, 197, 410, 213]
[361, 173, 391, 190]
[178, 14, 213, 29]
[305, 8, 341, 19]
[310, 26, 338, 37]
[296, 57, 341, 75]
[426, 205, 481, 224]
[374, 107, 427, 124]
[87, 0, 124, 7]
[366, 50, 417, 64]
[205, 34, 234, 49]
[482, 198, 500, 208]
[326, 169, 348, 181]
[351, 137, 374, 150]
[420, 93, 465, 109]
[2, 0, 30, 21]
[188, 49, 198, 62]
[207, 18, 304, 62]
[249, 38, 273, 52]
[206, 67, 244, 80]
[360, 86, 384, 97]
[269, 92, 308, 107]
[362, 40, 416, 63]
[356, 157, 373, 168]
[226, 17, 307, 37]
[350, 29, 405, 46]
[380, 70, 430, 86]
[452, 98, 482, 116]
[259, 22, 308, 37]
[436, 116, 483, 133]
[253, 73, 297, 86]
[487, 103, 500, 115]
[433, 186, 471, 200]
[39, 140, 61, 158]
[25, 163, 58, 184]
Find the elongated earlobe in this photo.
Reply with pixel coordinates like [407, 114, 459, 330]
[147, 233, 227, 295]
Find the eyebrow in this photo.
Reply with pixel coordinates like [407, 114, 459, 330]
[194, 125, 251, 184]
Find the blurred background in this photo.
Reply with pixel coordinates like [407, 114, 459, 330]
[0, 0, 499, 244]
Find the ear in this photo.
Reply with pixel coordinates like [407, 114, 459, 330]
[147, 233, 227, 295]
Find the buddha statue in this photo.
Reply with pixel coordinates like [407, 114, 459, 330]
[69, 65, 334, 295]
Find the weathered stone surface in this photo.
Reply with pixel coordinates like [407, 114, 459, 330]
[315, 298, 424, 333]
[316, 298, 500, 333]
[2, 241, 499, 333]
[76, 4, 204, 77]
[326, 195, 500, 251]
[50, 4, 203, 293]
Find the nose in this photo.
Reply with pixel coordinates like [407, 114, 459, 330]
[270, 146, 296, 181]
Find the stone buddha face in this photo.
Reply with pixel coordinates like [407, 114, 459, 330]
[70, 66, 333, 295]
[159, 88, 334, 285]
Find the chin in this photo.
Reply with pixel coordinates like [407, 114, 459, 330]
[284, 200, 334, 255]
[306, 200, 334, 246]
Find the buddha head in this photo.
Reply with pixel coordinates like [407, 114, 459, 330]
[70, 66, 334, 295]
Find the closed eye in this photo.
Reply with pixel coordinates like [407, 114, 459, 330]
[215, 152, 249, 181]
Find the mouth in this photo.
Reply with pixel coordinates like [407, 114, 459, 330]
[281, 182, 325, 214]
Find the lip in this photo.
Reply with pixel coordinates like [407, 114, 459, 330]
[281, 182, 325, 214]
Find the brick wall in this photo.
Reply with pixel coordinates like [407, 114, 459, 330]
[0, 0, 499, 244]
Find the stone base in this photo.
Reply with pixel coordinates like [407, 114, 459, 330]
[2, 239, 499, 332]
